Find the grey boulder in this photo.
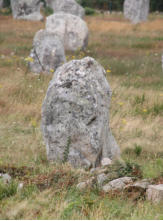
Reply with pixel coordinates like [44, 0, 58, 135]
[46, 0, 85, 18]
[0, 173, 12, 184]
[46, 12, 88, 51]
[10, 0, 43, 21]
[146, 184, 163, 204]
[42, 57, 120, 168]
[123, 0, 149, 24]
[29, 29, 66, 74]
[103, 177, 133, 192]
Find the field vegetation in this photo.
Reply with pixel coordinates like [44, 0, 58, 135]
[0, 12, 163, 219]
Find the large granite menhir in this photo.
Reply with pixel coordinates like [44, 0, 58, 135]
[10, 0, 43, 21]
[46, 0, 85, 18]
[124, 0, 149, 24]
[42, 57, 120, 168]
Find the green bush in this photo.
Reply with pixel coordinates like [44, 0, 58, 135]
[85, 7, 96, 15]
[78, 0, 163, 11]
[0, 181, 17, 201]
[134, 144, 142, 156]
[0, 8, 12, 15]
[43, 6, 54, 16]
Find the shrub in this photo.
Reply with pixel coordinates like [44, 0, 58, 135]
[85, 7, 96, 15]
[0, 181, 17, 201]
[134, 144, 142, 156]
[43, 6, 53, 16]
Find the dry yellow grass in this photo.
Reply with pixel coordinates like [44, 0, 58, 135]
[0, 12, 163, 219]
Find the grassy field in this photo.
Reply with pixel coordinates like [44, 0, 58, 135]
[0, 12, 163, 219]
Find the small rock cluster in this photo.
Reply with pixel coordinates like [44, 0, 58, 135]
[0, 173, 24, 191]
[76, 161, 163, 204]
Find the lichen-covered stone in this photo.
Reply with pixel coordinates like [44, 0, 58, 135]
[10, 0, 43, 21]
[46, 0, 85, 18]
[124, 0, 149, 24]
[46, 12, 88, 51]
[29, 29, 66, 74]
[42, 57, 120, 168]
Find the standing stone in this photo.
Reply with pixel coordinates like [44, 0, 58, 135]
[10, 0, 43, 21]
[0, 0, 3, 9]
[46, 12, 88, 51]
[46, 0, 85, 18]
[29, 29, 66, 74]
[42, 57, 120, 168]
[123, 0, 149, 24]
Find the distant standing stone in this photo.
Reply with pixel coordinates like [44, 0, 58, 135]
[46, 0, 85, 18]
[46, 12, 89, 51]
[10, 0, 43, 21]
[0, 0, 4, 9]
[42, 57, 120, 168]
[29, 29, 66, 74]
[123, 0, 149, 24]
[146, 185, 163, 204]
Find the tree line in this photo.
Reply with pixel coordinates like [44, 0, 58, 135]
[3, 0, 163, 12]
[78, 0, 163, 12]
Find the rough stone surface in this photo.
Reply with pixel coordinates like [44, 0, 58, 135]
[46, 0, 85, 18]
[133, 179, 150, 189]
[29, 29, 66, 74]
[123, 0, 149, 24]
[102, 177, 133, 192]
[125, 179, 151, 193]
[42, 57, 120, 168]
[0, 173, 12, 184]
[10, 0, 43, 21]
[46, 12, 88, 51]
[146, 184, 163, 204]
[101, 158, 112, 167]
